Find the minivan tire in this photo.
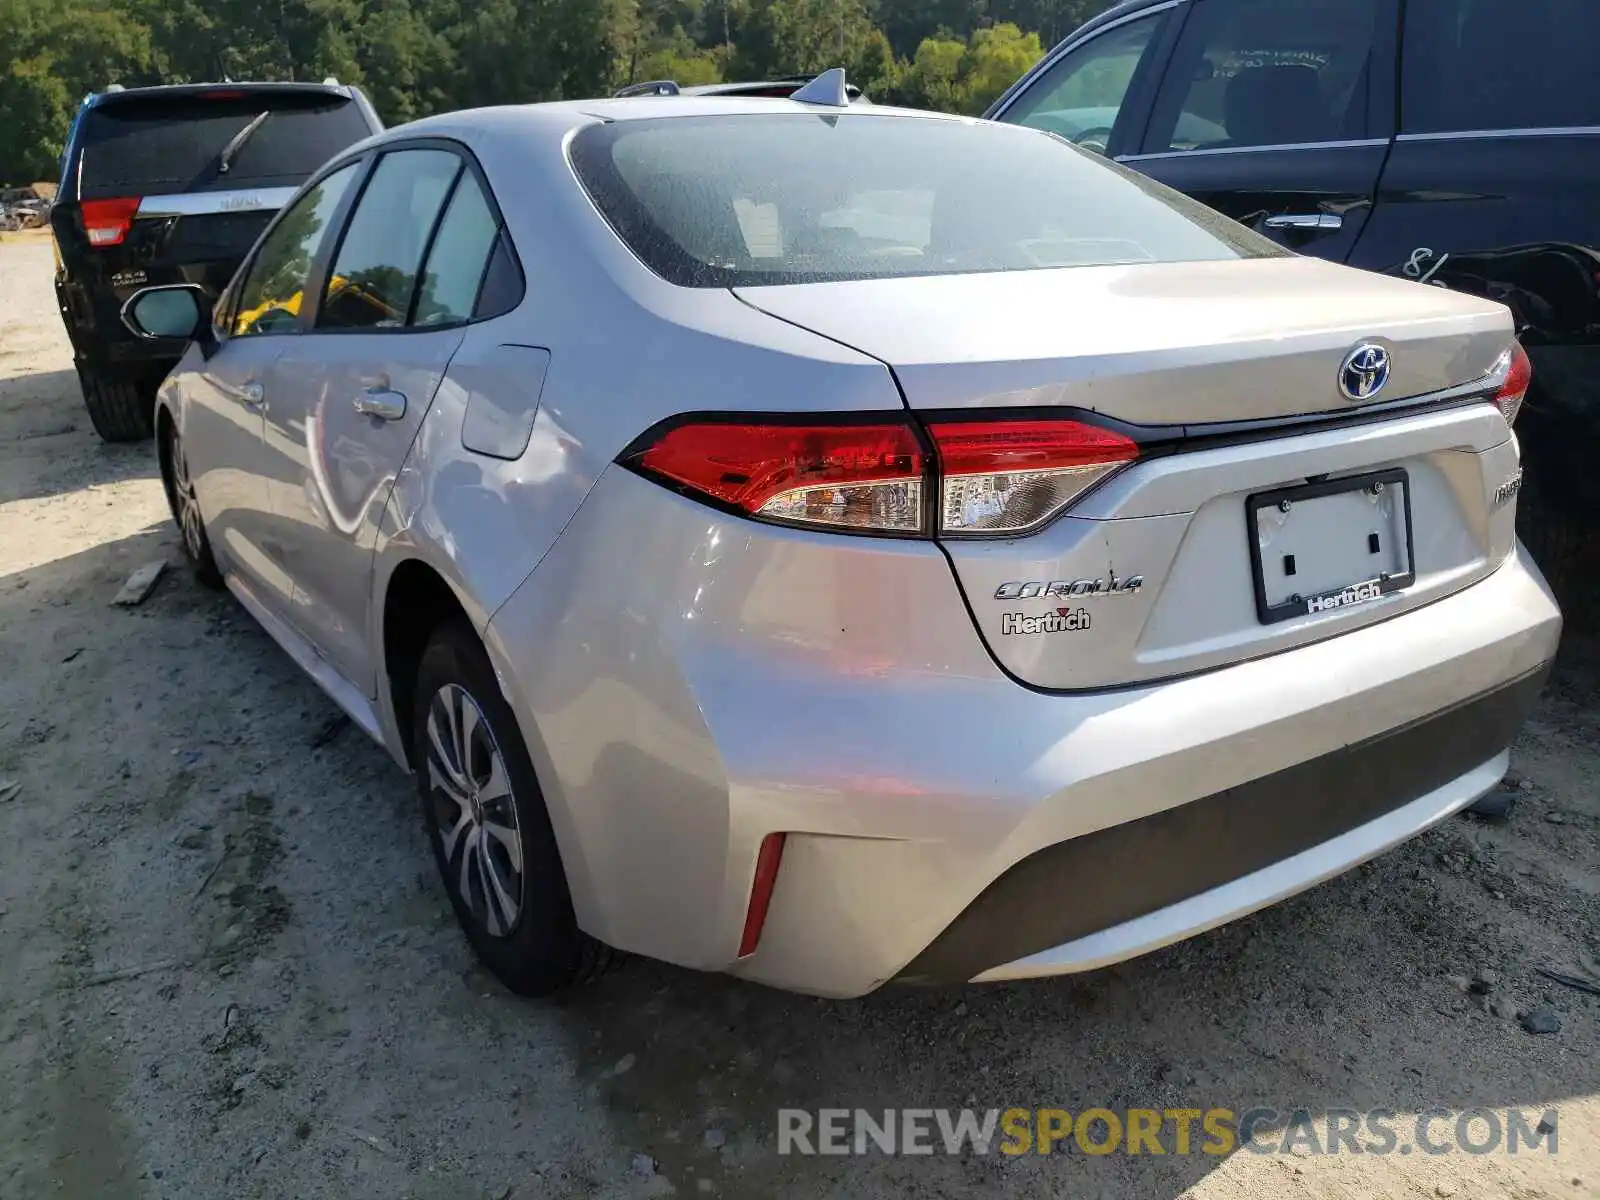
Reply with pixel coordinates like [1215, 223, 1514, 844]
[412, 619, 616, 995]
[78, 365, 155, 442]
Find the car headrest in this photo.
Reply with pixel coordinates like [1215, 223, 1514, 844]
[1223, 65, 1329, 147]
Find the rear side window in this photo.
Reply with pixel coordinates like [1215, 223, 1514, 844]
[319, 149, 461, 329]
[1402, 0, 1599, 134]
[414, 175, 500, 326]
[569, 114, 1282, 288]
[76, 93, 373, 198]
[1143, 0, 1380, 152]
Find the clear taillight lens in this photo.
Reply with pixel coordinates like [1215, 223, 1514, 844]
[624, 414, 1139, 537]
[927, 419, 1139, 535]
[629, 419, 926, 533]
[1493, 342, 1533, 426]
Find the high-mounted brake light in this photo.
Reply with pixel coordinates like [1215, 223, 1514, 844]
[632, 420, 925, 533]
[625, 414, 1140, 537]
[80, 196, 141, 247]
[1493, 342, 1533, 427]
[926, 419, 1139, 535]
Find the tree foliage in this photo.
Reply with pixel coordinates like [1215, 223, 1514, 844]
[0, 0, 1116, 184]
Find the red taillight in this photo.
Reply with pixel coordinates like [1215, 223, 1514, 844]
[200, 89, 247, 100]
[926, 419, 1139, 535]
[80, 197, 141, 247]
[625, 414, 1140, 537]
[632, 419, 926, 533]
[1493, 342, 1533, 426]
[737, 833, 786, 958]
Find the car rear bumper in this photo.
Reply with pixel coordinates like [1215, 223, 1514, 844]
[486, 470, 1562, 999]
[901, 663, 1545, 986]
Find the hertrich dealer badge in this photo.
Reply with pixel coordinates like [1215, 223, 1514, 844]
[1002, 608, 1091, 636]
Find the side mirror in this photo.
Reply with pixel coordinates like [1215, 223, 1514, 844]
[121, 284, 207, 342]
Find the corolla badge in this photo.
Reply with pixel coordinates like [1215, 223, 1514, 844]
[1340, 343, 1391, 402]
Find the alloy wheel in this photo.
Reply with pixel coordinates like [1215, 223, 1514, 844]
[425, 683, 525, 937]
[169, 434, 206, 562]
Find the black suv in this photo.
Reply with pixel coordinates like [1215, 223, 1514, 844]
[52, 81, 382, 441]
[988, 0, 1599, 629]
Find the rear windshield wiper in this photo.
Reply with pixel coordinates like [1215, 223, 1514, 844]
[218, 111, 272, 176]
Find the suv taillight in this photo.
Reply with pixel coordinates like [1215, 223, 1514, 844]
[1493, 342, 1533, 427]
[622, 414, 1138, 537]
[80, 197, 141, 247]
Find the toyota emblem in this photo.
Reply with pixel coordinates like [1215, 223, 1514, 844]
[1340, 343, 1391, 402]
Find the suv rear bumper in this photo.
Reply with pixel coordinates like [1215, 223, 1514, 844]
[55, 275, 187, 374]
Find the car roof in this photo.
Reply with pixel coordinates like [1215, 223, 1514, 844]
[373, 95, 974, 153]
[618, 77, 867, 101]
[500, 95, 964, 126]
[84, 81, 357, 110]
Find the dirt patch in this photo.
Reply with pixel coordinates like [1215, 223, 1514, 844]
[1, 236, 1597, 1200]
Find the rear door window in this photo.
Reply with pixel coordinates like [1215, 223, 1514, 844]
[76, 93, 372, 198]
[1143, 0, 1381, 152]
[318, 149, 462, 329]
[1401, 0, 1598, 134]
[997, 11, 1170, 152]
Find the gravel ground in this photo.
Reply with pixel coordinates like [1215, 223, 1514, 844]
[2, 232, 1598, 1200]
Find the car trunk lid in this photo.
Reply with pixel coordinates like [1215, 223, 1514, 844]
[737, 256, 1522, 690]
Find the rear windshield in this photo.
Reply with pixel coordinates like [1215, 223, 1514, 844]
[76, 93, 371, 198]
[569, 113, 1281, 287]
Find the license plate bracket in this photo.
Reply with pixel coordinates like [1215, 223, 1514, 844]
[1246, 468, 1415, 626]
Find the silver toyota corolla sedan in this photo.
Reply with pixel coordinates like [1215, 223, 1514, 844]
[121, 78, 1560, 999]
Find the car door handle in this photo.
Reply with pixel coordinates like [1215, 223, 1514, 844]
[354, 388, 407, 421]
[239, 380, 265, 407]
[1265, 213, 1343, 232]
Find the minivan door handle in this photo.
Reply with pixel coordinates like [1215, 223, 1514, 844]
[354, 388, 407, 421]
[1265, 213, 1343, 232]
[239, 380, 265, 407]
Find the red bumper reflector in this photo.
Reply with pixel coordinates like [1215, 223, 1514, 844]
[737, 833, 787, 958]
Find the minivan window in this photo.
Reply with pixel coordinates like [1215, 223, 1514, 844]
[1402, 0, 1598, 134]
[999, 13, 1167, 150]
[569, 115, 1283, 288]
[1144, 0, 1379, 152]
[76, 94, 371, 199]
[232, 163, 360, 337]
[320, 149, 462, 330]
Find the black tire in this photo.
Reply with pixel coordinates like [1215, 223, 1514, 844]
[158, 414, 223, 589]
[78, 364, 155, 442]
[412, 619, 613, 995]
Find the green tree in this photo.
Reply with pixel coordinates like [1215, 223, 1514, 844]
[896, 34, 964, 112]
[0, 0, 152, 183]
[959, 22, 1042, 113]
